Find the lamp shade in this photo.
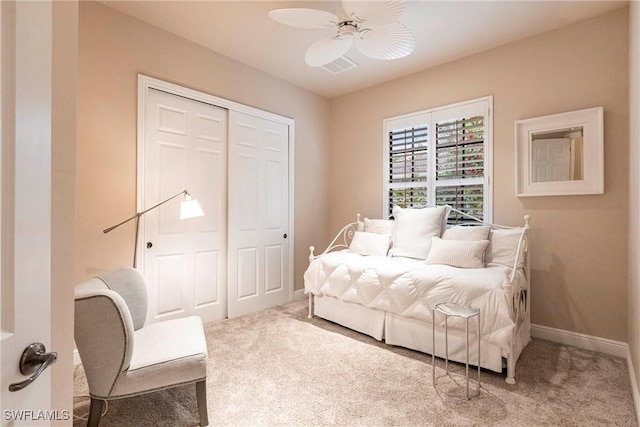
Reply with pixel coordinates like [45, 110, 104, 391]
[180, 197, 204, 220]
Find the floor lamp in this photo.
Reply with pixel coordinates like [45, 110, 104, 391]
[103, 189, 204, 268]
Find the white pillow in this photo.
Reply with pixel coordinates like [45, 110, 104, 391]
[349, 231, 392, 256]
[426, 237, 489, 269]
[485, 228, 526, 267]
[442, 225, 491, 241]
[389, 206, 448, 259]
[364, 218, 396, 235]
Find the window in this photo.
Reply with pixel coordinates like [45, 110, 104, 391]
[384, 97, 492, 223]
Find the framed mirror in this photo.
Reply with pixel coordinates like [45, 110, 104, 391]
[515, 106, 603, 197]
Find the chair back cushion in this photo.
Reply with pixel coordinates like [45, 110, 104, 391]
[74, 284, 135, 398]
[97, 268, 148, 330]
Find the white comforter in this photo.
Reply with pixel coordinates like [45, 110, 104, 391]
[304, 250, 520, 353]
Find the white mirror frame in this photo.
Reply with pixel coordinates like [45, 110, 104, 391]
[515, 106, 604, 197]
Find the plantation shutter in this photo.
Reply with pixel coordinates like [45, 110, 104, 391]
[387, 125, 429, 216]
[384, 98, 491, 222]
[434, 114, 486, 223]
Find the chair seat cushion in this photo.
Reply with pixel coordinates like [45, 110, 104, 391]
[110, 316, 208, 399]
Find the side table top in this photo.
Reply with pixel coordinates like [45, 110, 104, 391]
[434, 302, 479, 318]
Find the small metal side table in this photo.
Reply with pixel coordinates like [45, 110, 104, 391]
[432, 302, 481, 400]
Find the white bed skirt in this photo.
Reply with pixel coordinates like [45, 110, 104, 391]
[385, 312, 503, 372]
[314, 295, 385, 341]
[314, 295, 506, 373]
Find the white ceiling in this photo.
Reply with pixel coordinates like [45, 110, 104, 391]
[100, 0, 627, 99]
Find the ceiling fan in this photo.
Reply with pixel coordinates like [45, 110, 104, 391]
[268, 0, 415, 67]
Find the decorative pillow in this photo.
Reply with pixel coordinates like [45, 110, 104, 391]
[389, 205, 448, 259]
[485, 228, 526, 267]
[349, 231, 392, 256]
[364, 218, 396, 235]
[442, 225, 491, 241]
[426, 237, 489, 269]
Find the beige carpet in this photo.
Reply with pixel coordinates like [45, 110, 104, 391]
[73, 300, 637, 426]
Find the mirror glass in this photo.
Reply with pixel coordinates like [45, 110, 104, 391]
[515, 106, 603, 197]
[530, 126, 583, 183]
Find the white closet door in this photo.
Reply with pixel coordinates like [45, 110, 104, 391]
[143, 88, 228, 324]
[228, 111, 290, 318]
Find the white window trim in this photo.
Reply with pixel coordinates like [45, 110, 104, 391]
[382, 96, 493, 222]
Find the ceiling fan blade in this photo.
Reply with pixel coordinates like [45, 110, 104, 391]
[305, 36, 354, 67]
[268, 8, 339, 29]
[342, 0, 406, 26]
[355, 21, 414, 60]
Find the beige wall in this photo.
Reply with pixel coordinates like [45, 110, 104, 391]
[77, 2, 331, 290]
[628, 0, 640, 411]
[330, 8, 629, 341]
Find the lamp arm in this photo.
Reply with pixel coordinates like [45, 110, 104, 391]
[138, 189, 188, 216]
[103, 190, 188, 234]
[102, 212, 141, 234]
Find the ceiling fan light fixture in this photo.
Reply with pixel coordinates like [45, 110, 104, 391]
[336, 20, 371, 40]
[338, 20, 358, 32]
[270, 0, 414, 68]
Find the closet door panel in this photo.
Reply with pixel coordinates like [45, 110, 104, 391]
[142, 88, 228, 324]
[228, 111, 289, 318]
[237, 154, 259, 231]
[194, 250, 220, 307]
[265, 245, 284, 293]
[237, 247, 259, 299]
[156, 253, 184, 316]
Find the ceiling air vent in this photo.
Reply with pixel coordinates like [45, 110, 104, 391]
[321, 56, 358, 75]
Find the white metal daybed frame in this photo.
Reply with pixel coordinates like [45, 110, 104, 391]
[306, 209, 531, 384]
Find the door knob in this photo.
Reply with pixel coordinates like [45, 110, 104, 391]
[8, 343, 57, 392]
[147, 242, 153, 248]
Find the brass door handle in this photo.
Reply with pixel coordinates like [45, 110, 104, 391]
[8, 343, 57, 392]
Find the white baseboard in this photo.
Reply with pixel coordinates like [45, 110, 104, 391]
[532, 324, 638, 420]
[293, 288, 307, 301]
[531, 323, 628, 358]
[627, 347, 640, 425]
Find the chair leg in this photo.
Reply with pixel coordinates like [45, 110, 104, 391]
[87, 398, 104, 427]
[196, 380, 209, 426]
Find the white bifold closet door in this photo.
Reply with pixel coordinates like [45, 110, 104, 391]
[227, 111, 290, 318]
[143, 88, 228, 324]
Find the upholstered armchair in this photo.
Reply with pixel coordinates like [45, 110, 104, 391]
[74, 268, 208, 426]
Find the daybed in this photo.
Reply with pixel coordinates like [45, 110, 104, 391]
[304, 206, 531, 384]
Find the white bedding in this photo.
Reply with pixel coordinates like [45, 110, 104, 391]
[304, 250, 524, 355]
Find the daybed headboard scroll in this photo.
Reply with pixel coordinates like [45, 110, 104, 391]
[308, 213, 363, 261]
[501, 215, 531, 322]
[509, 214, 531, 283]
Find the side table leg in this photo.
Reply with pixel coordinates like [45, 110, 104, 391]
[444, 314, 449, 376]
[432, 308, 436, 386]
[466, 316, 470, 400]
[477, 311, 481, 394]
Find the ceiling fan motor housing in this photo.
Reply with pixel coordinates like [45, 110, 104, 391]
[337, 20, 368, 39]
